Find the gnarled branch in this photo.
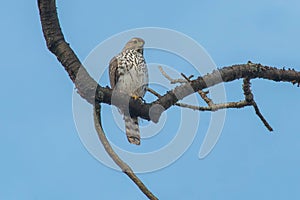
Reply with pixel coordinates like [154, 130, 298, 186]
[38, 1, 300, 199]
[38, 1, 157, 199]
[38, 0, 300, 124]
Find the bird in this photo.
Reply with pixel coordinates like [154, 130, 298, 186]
[109, 37, 148, 145]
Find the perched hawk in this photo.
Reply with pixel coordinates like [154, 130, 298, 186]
[109, 38, 148, 145]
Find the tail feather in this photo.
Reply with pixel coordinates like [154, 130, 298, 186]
[124, 115, 140, 145]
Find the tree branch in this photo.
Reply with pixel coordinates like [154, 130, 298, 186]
[38, 1, 158, 199]
[158, 66, 273, 130]
[158, 66, 187, 84]
[37, 0, 300, 124]
[37, 1, 300, 199]
[93, 103, 158, 200]
[242, 78, 273, 131]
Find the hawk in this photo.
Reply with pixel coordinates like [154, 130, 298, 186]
[109, 38, 148, 145]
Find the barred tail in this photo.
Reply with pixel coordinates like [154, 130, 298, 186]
[124, 115, 140, 145]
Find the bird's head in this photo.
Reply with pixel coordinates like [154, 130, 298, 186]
[123, 37, 145, 54]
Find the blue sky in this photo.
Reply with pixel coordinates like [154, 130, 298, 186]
[1, 0, 300, 199]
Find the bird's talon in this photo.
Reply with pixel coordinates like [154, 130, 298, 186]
[131, 95, 140, 100]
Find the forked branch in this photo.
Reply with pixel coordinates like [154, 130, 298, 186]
[158, 66, 273, 131]
[37, 0, 299, 199]
[37, 0, 300, 123]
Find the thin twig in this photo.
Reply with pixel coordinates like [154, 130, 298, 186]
[147, 87, 251, 111]
[147, 88, 162, 98]
[252, 102, 273, 131]
[147, 88, 210, 110]
[181, 73, 214, 106]
[158, 66, 187, 84]
[176, 101, 252, 111]
[158, 67, 217, 108]
[93, 103, 158, 200]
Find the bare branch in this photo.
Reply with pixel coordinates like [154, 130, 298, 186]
[242, 78, 273, 131]
[37, 0, 300, 122]
[37, 1, 299, 199]
[242, 78, 254, 103]
[156, 69, 247, 111]
[176, 101, 252, 111]
[159, 67, 273, 131]
[38, 1, 158, 199]
[158, 66, 187, 84]
[93, 103, 158, 200]
[147, 88, 162, 98]
[181, 72, 215, 107]
[36, 0, 300, 121]
[147, 87, 212, 111]
[158, 68, 217, 109]
[131, 79, 273, 131]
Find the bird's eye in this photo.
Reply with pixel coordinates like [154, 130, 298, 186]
[133, 40, 138, 43]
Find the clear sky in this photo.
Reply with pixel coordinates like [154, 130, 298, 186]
[1, 0, 300, 199]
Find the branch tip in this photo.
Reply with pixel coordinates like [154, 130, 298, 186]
[93, 103, 158, 200]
